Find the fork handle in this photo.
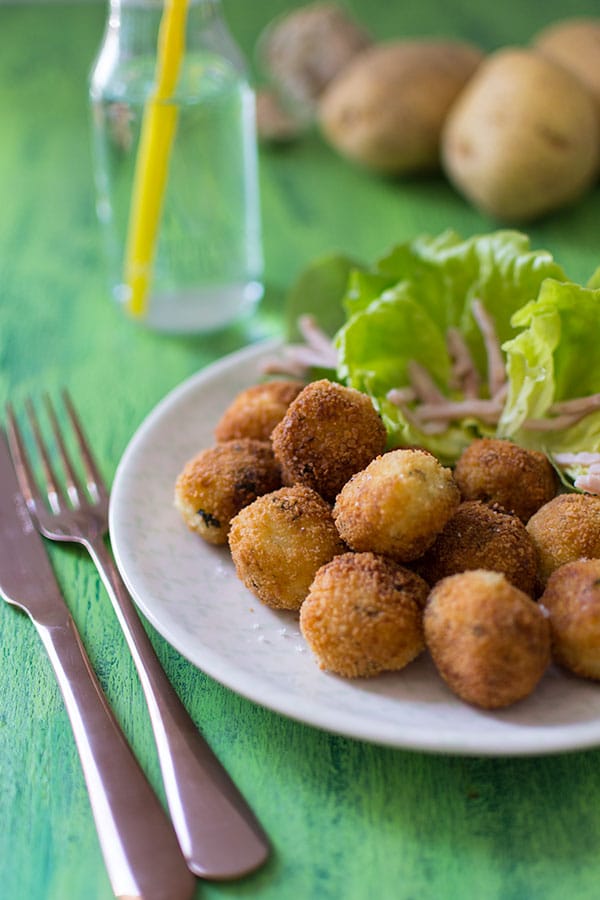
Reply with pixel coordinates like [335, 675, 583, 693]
[34, 611, 195, 900]
[87, 536, 270, 880]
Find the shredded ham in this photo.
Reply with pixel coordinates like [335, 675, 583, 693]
[386, 396, 448, 435]
[261, 314, 337, 377]
[553, 452, 600, 466]
[406, 360, 446, 404]
[446, 327, 480, 398]
[387, 298, 507, 433]
[522, 396, 600, 431]
[416, 387, 508, 426]
[551, 393, 600, 415]
[574, 476, 600, 493]
[387, 386, 417, 405]
[552, 453, 600, 495]
[572, 471, 600, 494]
[471, 299, 507, 398]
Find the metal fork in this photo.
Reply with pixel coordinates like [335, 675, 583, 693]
[6, 392, 270, 881]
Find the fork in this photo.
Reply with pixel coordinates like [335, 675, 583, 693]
[6, 392, 270, 881]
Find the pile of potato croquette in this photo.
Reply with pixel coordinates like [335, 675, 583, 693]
[174, 377, 600, 710]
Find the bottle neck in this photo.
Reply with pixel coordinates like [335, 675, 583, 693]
[106, 0, 231, 56]
[90, 0, 248, 100]
[109, 0, 222, 23]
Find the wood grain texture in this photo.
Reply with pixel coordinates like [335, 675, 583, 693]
[1, 2, 600, 899]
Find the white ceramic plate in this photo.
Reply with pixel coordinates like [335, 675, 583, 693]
[110, 340, 600, 756]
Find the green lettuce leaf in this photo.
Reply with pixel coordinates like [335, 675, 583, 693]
[499, 278, 600, 459]
[284, 252, 360, 341]
[335, 230, 567, 462]
[587, 265, 600, 290]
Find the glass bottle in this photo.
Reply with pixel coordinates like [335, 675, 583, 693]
[89, 0, 263, 333]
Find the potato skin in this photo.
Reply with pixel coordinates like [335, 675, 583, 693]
[526, 493, 600, 587]
[214, 380, 303, 443]
[416, 500, 538, 596]
[534, 18, 600, 124]
[539, 558, 600, 680]
[424, 570, 551, 709]
[300, 551, 427, 677]
[319, 39, 483, 174]
[271, 378, 387, 502]
[333, 448, 460, 562]
[228, 484, 346, 610]
[442, 47, 600, 222]
[258, 1, 372, 113]
[174, 439, 281, 545]
[453, 438, 557, 523]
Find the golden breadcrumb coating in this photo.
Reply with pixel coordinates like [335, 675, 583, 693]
[228, 484, 346, 610]
[271, 378, 387, 501]
[214, 379, 304, 443]
[300, 552, 428, 677]
[333, 448, 460, 562]
[416, 500, 538, 596]
[526, 493, 600, 586]
[424, 570, 551, 709]
[540, 558, 600, 680]
[174, 439, 281, 545]
[453, 438, 557, 522]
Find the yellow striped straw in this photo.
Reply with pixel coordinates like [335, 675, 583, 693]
[124, 0, 189, 318]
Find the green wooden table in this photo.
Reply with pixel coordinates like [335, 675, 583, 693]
[2, 2, 600, 898]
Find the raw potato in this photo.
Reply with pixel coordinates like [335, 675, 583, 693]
[442, 48, 600, 222]
[258, 2, 371, 116]
[256, 87, 306, 143]
[318, 39, 483, 174]
[534, 18, 600, 123]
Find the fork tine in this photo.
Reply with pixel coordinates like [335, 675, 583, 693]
[44, 393, 86, 508]
[5, 402, 45, 514]
[62, 389, 108, 503]
[24, 398, 65, 514]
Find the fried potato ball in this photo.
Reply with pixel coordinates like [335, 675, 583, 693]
[424, 570, 551, 709]
[175, 439, 281, 545]
[539, 558, 600, 680]
[453, 438, 557, 522]
[526, 493, 600, 586]
[228, 484, 346, 610]
[271, 378, 387, 502]
[333, 448, 460, 562]
[214, 379, 304, 443]
[416, 500, 538, 596]
[299, 552, 428, 677]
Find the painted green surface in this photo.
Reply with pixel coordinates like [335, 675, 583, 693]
[1, 2, 600, 899]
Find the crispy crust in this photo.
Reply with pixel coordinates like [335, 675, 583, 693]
[214, 380, 304, 442]
[540, 558, 600, 680]
[300, 551, 428, 677]
[453, 438, 558, 522]
[526, 493, 600, 586]
[416, 500, 538, 596]
[228, 484, 346, 610]
[333, 448, 460, 562]
[174, 439, 281, 545]
[424, 570, 551, 709]
[271, 378, 387, 502]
